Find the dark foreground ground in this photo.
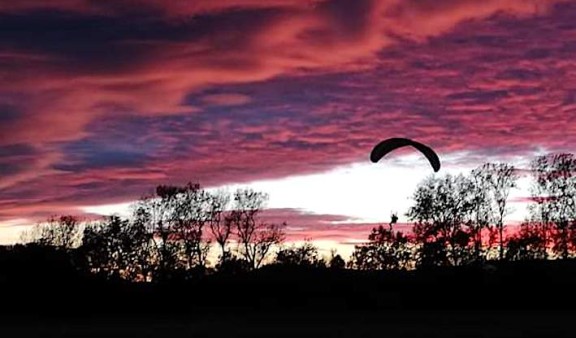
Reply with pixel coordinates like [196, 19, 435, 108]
[2, 260, 576, 337]
[1, 310, 574, 337]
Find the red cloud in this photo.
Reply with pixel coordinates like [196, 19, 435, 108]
[1, 0, 564, 143]
[0, 0, 324, 16]
[259, 208, 416, 243]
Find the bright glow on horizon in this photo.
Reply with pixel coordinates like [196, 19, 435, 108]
[0, 218, 34, 245]
[79, 151, 536, 224]
[1, 150, 540, 249]
[215, 151, 534, 225]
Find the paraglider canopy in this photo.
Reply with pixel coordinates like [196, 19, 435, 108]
[370, 138, 441, 172]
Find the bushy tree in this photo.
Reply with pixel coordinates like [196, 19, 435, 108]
[328, 249, 346, 269]
[81, 216, 152, 281]
[505, 222, 548, 261]
[408, 174, 476, 266]
[274, 240, 325, 267]
[350, 223, 413, 270]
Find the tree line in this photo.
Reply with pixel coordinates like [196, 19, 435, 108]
[20, 185, 345, 282]
[349, 152, 576, 269]
[16, 152, 576, 282]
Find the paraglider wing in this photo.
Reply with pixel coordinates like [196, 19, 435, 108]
[370, 138, 441, 172]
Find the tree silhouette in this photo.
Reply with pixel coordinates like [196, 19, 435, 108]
[350, 215, 414, 270]
[133, 191, 180, 281]
[230, 189, 285, 269]
[505, 222, 547, 261]
[22, 215, 82, 250]
[11, 153, 576, 297]
[274, 240, 326, 267]
[473, 163, 518, 260]
[468, 167, 494, 260]
[352, 227, 413, 270]
[207, 190, 233, 262]
[328, 249, 346, 269]
[132, 183, 213, 281]
[530, 154, 576, 258]
[81, 215, 152, 281]
[170, 183, 212, 270]
[214, 253, 251, 275]
[408, 174, 476, 266]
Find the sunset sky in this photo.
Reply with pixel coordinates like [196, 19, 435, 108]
[1, 0, 575, 255]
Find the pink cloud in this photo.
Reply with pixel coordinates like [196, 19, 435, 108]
[1, 0, 565, 145]
[0, 0, 324, 16]
[259, 208, 414, 243]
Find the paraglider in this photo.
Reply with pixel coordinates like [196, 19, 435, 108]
[370, 138, 441, 172]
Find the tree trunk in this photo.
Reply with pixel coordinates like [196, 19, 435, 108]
[476, 230, 483, 260]
[562, 226, 569, 259]
[498, 223, 504, 261]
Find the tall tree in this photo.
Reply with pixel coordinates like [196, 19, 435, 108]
[170, 184, 212, 270]
[133, 188, 180, 281]
[468, 168, 494, 260]
[473, 163, 518, 260]
[207, 190, 233, 261]
[230, 189, 285, 269]
[407, 174, 476, 266]
[132, 183, 213, 281]
[530, 153, 576, 258]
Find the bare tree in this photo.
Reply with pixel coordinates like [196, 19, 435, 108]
[132, 183, 213, 281]
[468, 168, 494, 260]
[171, 184, 212, 270]
[133, 189, 180, 281]
[207, 190, 233, 261]
[473, 163, 518, 260]
[230, 188, 285, 269]
[530, 153, 576, 258]
[22, 215, 83, 250]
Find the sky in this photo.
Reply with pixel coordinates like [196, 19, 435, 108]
[1, 0, 576, 255]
